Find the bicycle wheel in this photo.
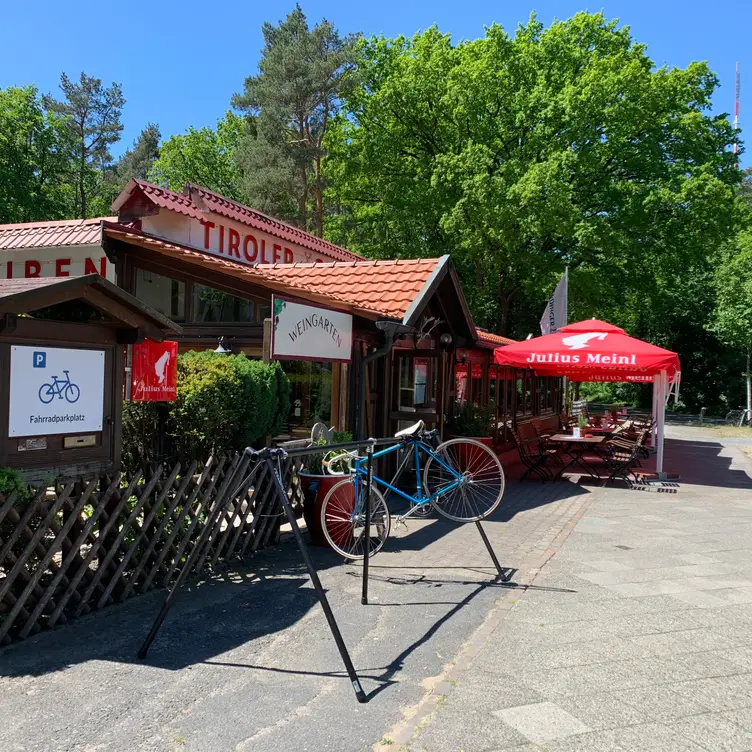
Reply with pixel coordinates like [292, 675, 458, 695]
[64, 383, 80, 404]
[38, 383, 55, 404]
[726, 410, 742, 426]
[423, 439, 505, 522]
[321, 477, 391, 560]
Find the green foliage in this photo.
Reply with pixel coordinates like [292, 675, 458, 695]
[0, 467, 28, 501]
[304, 430, 353, 475]
[103, 123, 161, 202]
[122, 401, 165, 469]
[326, 13, 741, 340]
[149, 112, 245, 199]
[232, 4, 361, 233]
[121, 352, 292, 467]
[452, 401, 495, 437]
[0, 85, 71, 223]
[712, 231, 752, 357]
[44, 72, 125, 218]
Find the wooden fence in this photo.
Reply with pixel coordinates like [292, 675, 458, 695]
[0, 452, 304, 646]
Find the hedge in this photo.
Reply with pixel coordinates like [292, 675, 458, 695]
[122, 352, 291, 468]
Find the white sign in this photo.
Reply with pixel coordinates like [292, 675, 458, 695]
[271, 296, 352, 362]
[142, 210, 331, 266]
[3, 247, 115, 282]
[9, 346, 106, 437]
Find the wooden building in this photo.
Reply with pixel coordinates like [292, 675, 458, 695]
[0, 180, 560, 445]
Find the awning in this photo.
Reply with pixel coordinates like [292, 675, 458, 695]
[492, 319, 680, 382]
[492, 319, 681, 477]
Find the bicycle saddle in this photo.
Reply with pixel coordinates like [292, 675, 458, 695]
[394, 420, 425, 438]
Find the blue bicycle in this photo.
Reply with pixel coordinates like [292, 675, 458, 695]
[320, 421, 505, 559]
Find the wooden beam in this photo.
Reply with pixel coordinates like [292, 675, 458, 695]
[82, 288, 166, 343]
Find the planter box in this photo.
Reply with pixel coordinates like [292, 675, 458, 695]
[299, 473, 348, 548]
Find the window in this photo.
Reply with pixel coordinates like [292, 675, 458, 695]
[193, 285, 255, 322]
[284, 361, 332, 426]
[397, 355, 437, 411]
[135, 269, 185, 320]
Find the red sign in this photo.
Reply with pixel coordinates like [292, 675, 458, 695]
[130, 340, 178, 401]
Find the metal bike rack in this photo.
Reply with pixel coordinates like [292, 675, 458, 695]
[356, 438, 514, 605]
[138, 436, 513, 704]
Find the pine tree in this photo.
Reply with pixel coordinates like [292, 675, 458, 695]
[232, 4, 360, 234]
[45, 72, 125, 218]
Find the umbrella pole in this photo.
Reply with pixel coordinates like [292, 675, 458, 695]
[656, 370, 667, 478]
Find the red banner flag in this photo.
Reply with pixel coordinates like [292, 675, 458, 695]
[130, 340, 178, 401]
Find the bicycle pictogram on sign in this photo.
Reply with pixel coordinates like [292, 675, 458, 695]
[38, 370, 81, 404]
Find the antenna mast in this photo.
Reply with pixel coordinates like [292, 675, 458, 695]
[735, 62, 740, 168]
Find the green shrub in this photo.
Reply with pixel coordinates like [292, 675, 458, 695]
[452, 401, 495, 437]
[0, 467, 28, 501]
[122, 401, 167, 469]
[121, 351, 293, 467]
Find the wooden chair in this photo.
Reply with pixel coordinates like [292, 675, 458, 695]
[602, 430, 648, 487]
[512, 423, 559, 481]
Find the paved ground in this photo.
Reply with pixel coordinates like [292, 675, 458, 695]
[2, 426, 751, 751]
[399, 427, 752, 751]
[0, 458, 588, 752]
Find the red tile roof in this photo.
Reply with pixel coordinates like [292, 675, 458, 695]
[112, 180, 361, 263]
[103, 224, 439, 320]
[476, 329, 517, 347]
[0, 217, 113, 251]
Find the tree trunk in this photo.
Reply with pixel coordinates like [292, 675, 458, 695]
[79, 149, 87, 220]
[298, 166, 308, 231]
[314, 153, 324, 238]
[746, 347, 751, 425]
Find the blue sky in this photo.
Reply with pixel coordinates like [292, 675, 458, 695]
[1, 1, 749, 160]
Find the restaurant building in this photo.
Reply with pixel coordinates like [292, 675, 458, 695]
[0, 180, 560, 444]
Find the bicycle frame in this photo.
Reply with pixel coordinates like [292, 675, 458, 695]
[350, 437, 464, 518]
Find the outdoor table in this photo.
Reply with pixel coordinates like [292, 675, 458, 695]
[546, 434, 606, 480]
[585, 425, 615, 435]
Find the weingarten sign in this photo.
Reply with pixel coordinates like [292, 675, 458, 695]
[271, 296, 353, 362]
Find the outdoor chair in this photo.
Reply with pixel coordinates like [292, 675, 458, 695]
[601, 430, 649, 487]
[511, 424, 559, 481]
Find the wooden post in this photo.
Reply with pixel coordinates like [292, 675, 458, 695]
[331, 363, 341, 430]
[262, 318, 272, 364]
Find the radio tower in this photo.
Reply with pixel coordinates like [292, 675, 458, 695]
[734, 62, 740, 168]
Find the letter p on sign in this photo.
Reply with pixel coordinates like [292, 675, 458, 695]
[33, 351, 46, 368]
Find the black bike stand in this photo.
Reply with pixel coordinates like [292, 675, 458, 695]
[138, 447, 368, 704]
[475, 520, 515, 582]
[361, 441, 375, 605]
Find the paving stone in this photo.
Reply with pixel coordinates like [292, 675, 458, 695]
[493, 702, 592, 743]
[602, 722, 707, 751]
[669, 712, 752, 752]
[552, 693, 646, 731]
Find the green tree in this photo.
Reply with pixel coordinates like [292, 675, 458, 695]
[105, 123, 160, 201]
[45, 72, 125, 218]
[713, 231, 752, 418]
[148, 112, 244, 199]
[327, 14, 741, 336]
[0, 86, 71, 223]
[232, 4, 360, 234]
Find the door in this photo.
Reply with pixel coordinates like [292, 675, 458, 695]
[389, 352, 443, 435]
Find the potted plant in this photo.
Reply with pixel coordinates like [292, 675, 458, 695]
[573, 414, 588, 438]
[451, 401, 496, 447]
[299, 430, 352, 546]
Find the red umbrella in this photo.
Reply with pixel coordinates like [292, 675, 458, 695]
[492, 319, 680, 382]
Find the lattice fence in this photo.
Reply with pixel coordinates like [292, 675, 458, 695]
[0, 452, 304, 645]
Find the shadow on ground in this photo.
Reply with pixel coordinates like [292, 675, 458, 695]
[0, 476, 586, 682]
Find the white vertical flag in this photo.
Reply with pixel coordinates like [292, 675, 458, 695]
[540, 269, 568, 335]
